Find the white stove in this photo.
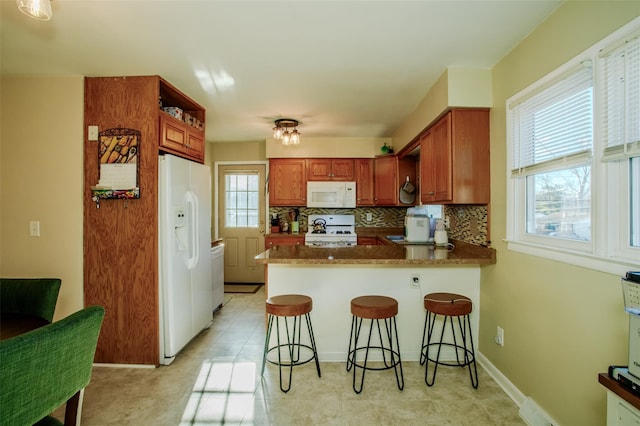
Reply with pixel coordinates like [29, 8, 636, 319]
[305, 214, 357, 247]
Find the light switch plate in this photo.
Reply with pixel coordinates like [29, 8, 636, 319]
[88, 125, 99, 141]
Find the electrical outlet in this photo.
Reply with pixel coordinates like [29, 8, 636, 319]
[495, 326, 504, 346]
[410, 273, 420, 287]
[366, 213, 372, 222]
[444, 215, 450, 228]
[29, 220, 40, 237]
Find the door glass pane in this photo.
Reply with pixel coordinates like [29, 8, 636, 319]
[525, 165, 591, 241]
[224, 173, 259, 228]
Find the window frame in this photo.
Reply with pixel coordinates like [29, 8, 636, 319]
[506, 17, 640, 276]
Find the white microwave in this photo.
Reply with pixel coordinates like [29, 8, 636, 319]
[307, 181, 356, 208]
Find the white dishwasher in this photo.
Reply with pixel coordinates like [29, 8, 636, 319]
[211, 243, 224, 311]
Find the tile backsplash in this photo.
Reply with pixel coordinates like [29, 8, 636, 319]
[269, 204, 489, 246]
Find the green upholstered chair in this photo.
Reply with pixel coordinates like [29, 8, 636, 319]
[0, 278, 62, 322]
[0, 278, 62, 339]
[0, 305, 105, 426]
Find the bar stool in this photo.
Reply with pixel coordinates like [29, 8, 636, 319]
[261, 294, 321, 393]
[346, 295, 404, 394]
[420, 292, 478, 388]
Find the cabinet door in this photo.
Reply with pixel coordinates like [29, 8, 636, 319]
[269, 159, 307, 206]
[160, 113, 205, 163]
[160, 114, 187, 155]
[331, 159, 354, 180]
[374, 156, 397, 205]
[357, 237, 379, 245]
[430, 112, 453, 203]
[354, 158, 375, 206]
[186, 130, 204, 162]
[307, 159, 354, 181]
[265, 235, 304, 248]
[420, 130, 435, 203]
[307, 159, 332, 180]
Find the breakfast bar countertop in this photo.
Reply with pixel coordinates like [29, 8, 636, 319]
[255, 239, 496, 265]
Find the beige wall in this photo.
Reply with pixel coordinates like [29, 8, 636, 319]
[265, 137, 386, 158]
[484, 2, 639, 425]
[208, 140, 266, 163]
[391, 67, 493, 152]
[0, 76, 85, 320]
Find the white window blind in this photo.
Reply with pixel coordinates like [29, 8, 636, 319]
[600, 32, 640, 161]
[510, 61, 593, 175]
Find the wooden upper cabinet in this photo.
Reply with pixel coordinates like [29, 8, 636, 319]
[354, 158, 374, 206]
[374, 156, 397, 205]
[307, 158, 354, 181]
[158, 78, 206, 163]
[420, 109, 490, 204]
[159, 114, 204, 162]
[269, 159, 307, 206]
[374, 155, 417, 206]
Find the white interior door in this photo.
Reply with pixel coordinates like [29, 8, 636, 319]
[218, 164, 266, 283]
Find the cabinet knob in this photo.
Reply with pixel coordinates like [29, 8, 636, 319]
[427, 191, 435, 195]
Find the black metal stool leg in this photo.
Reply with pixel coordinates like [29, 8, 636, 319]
[304, 313, 322, 378]
[261, 315, 274, 376]
[351, 316, 373, 394]
[425, 312, 447, 387]
[463, 314, 479, 388]
[390, 316, 404, 390]
[275, 316, 294, 393]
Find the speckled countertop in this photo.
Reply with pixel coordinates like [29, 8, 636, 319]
[256, 228, 496, 265]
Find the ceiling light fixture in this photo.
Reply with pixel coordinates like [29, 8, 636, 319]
[272, 119, 301, 145]
[16, 0, 52, 21]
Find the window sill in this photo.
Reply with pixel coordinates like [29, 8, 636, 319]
[506, 240, 639, 277]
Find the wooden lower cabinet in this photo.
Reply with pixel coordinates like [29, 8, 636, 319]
[357, 237, 379, 245]
[265, 235, 304, 249]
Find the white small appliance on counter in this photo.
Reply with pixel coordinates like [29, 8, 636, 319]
[623, 272, 640, 377]
[404, 207, 433, 243]
[307, 181, 356, 208]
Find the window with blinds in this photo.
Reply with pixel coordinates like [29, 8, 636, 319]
[600, 32, 640, 161]
[506, 17, 640, 272]
[510, 62, 593, 175]
[508, 63, 593, 243]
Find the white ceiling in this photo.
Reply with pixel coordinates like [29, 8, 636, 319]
[1, 0, 561, 143]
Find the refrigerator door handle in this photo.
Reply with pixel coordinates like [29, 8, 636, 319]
[185, 191, 199, 270]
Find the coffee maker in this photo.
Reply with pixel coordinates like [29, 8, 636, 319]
[623, 272, 640, 377]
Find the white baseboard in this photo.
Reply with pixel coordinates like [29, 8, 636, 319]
[477, 351, 527, 406]
[477, 352, 560, 426]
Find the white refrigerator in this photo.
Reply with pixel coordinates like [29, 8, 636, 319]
[158, 154, 213, 365]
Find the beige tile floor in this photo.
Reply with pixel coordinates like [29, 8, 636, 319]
[55, 287, 525, 425]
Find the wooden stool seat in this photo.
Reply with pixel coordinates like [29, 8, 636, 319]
[347, 295, 404, 394]
[262, 293, 321, 393]
[424, 292, 472, 317]
[351, 295, 398, 319]
[420, 292, 478, 389]
[266, 294, 312, 317]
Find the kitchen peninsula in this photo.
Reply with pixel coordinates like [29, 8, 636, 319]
[255, 240, 495, 362]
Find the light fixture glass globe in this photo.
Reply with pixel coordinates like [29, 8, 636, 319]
[282, 130, 291, 145]
[16, 0, 52, 21]
[290, 130, 300, 145]
[273, 126, 283, 139]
